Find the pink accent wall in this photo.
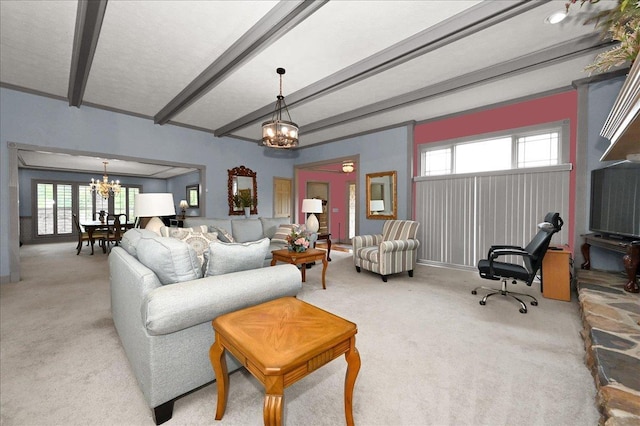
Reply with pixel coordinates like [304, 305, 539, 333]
[413, 91, 578, 249]
[297, 168, 354, 241]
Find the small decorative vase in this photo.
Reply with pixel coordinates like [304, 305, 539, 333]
[244, 207, 251, 218]
[99, 210, 106, 224]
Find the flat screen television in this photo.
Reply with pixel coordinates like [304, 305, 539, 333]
[589, 162, 640, 239]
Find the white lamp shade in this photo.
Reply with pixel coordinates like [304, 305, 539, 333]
[179, 200, 189, 209]
[370, 200, 385, 212]
[301, 198, 323, 213]
[134, 193, 176, 217]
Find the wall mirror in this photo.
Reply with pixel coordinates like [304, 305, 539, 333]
[366, 170, 397, 220]
[228, 165, 258, 215]
[186, 184, 199, 208]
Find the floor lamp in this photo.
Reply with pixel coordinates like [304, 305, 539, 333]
[134, 193, 176, 233]
[301, 199, 323, 233]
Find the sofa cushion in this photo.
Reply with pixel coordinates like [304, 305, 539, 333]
[231, 219, 264, 243]
[212, 226, 234, 243]
[204, 238, 269, 276]
[120, 228, 159, 258]
[137, 236, 203, 285]
[259, 217, 291, 239]
[184, 218, 232, 235]
[272, 224, 297, 244]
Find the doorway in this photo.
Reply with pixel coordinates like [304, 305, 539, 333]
[273, 177, 292, 219]
[306, 182, 329, 234]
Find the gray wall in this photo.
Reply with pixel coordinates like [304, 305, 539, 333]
[0, 87, 295, 281]
[581, 76, 628, 271]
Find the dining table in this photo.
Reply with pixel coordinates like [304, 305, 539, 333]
[80, 220, 135, 254]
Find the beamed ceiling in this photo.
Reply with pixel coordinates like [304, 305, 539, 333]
[0, 0, 621, 160]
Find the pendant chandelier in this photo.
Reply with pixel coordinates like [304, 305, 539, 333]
[90, 161, 121, 199]
[262, 67, 299, 149]
[342, 161, 355, 173]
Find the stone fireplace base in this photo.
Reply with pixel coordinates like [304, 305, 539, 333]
[576, 269, 640, 425]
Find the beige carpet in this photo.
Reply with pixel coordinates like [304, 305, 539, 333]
[1, 243, 599, 425]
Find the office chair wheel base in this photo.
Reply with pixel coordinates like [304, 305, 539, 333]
[479, 300, 486, 306]
[531, 300, 538, 306]
[519, 308, 527, 314]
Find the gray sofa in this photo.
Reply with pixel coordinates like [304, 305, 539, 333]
[109, 228, 302, 424]
[183, 217, 317, 265]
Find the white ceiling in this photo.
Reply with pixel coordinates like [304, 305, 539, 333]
[0, 0, 621, 175]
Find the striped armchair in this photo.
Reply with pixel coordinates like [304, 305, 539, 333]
[353, 220, 420, 282]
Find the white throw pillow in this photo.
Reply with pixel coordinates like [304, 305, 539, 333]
[204, 238, 269, 276]
[159, 225, 208, 237]
[137, 236, 203, 285]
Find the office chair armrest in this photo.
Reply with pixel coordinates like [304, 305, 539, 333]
[487, 245, 524, 258]
[489, 248, 531, 260]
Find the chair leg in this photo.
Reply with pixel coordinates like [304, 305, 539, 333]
[355, 266, 361, 273]
[472, 279, 538, 314]
[381, 275, 388, 282]
[408, 270, 413, 277]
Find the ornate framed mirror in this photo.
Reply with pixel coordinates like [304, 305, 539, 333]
[366, 170, 397, 220]
[228, 166, 258, 216]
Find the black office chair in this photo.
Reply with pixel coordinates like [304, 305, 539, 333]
[472, 212, 564, 314]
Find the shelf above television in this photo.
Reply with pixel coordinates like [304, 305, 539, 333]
[600, 59, 640, 162]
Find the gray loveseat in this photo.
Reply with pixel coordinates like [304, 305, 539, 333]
[183, 217, 317, 265]
[109, 228, 302, 424]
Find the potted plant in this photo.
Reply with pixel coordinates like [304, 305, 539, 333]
[233, 191, 256, 217]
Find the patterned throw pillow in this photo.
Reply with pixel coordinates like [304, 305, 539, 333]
[161, 226, 217, 267]
[272, 224, 297, 244]
[212, 226, 234, 243]
[159, 225, 208, 237]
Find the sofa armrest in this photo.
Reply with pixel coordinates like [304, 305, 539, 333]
[142, 264, 302, 335]
[353, 234, 383, 252]
[379, 239, 420, 253]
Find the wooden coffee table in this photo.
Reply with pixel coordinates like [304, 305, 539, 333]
[209, 297, 360, 426]
[271, 248, 328, 289]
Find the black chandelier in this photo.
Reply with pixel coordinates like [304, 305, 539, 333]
[262, 68, 299, 148]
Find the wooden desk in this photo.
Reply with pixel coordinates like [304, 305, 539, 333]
[210, 297, 360, 426]
[581, 233, 640, 293]
[81, 220, 134, 255]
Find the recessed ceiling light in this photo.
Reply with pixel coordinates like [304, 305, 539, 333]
[545, 11, 568, 24]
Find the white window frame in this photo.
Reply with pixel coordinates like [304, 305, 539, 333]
[419, 120, 570, 176]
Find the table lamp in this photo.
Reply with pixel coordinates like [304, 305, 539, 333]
[134, 193, 176, 234]
[179, 199, 189, 219]
[301, 199, 323, 233]
[370, 200, 385, 214]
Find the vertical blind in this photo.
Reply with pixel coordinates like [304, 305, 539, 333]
[415, 165, 570, 269]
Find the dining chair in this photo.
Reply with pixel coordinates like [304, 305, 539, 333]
[102, 214, 127, 252]
[72, 214, 107, 255]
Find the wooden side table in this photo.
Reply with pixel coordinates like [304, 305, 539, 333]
[209, 297, 360, 426]
[542, 247, 572, 301]
[271, 248, 328, 289]
[316, 233, 332, 261]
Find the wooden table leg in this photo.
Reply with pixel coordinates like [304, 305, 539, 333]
[326, 237, 332, 261]
[344, 336, 360, 426]
[209, 336, 229, 420]
[321, 254, 328, 289]
[301, 263, 307, 282]
[87, 228, 95, 255]
[263, 376, 284, 426]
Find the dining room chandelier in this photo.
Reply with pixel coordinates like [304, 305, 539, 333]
[90, 161, 121, 199]
[262, 67, 299, 149]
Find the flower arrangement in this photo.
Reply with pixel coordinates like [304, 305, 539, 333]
[233, 191, 256, 209]
[286, 225, 310, 252]
[566, 0, 640, 73]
